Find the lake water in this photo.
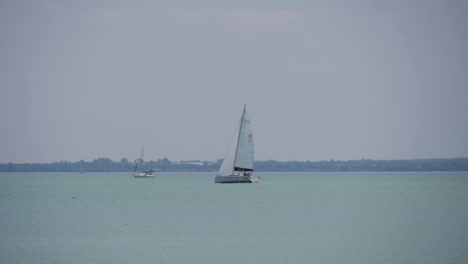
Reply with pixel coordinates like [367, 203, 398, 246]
[1, 172, 467, 264]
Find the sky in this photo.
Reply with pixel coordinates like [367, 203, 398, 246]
[1, 0, 467, 163]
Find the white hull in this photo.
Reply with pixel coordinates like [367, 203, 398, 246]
[134, 174, 155, 178]
[214, 175, 253, 183]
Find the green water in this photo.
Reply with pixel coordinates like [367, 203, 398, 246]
[1, 172, 467, 263]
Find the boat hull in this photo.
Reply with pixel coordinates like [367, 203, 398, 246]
[214, 175, 253, 183]
[133, 175, 155, 178]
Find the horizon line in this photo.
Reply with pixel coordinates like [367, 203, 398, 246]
[2, 157, 468, 164]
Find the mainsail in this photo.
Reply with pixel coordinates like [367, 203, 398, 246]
[217, 106, 254, 176]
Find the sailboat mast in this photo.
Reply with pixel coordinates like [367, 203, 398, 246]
[232, 105, 246, 173]
[133, 144, 144, 175]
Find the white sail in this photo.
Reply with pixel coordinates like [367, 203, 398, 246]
[217, 106, 254, 176]
[234, 107, 254, 171]
[217, 126, 239, 176]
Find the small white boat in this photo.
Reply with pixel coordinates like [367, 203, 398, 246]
[215, 105, 258, 184]
[134, 170, 155, 178]
[133, 145, 155, 178]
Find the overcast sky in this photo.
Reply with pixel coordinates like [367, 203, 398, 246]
[1, 0, 467, 163]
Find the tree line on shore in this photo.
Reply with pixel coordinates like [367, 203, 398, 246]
[1, 157, 467, 172]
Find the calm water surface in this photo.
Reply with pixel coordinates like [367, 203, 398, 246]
[1, 172, 467, 264]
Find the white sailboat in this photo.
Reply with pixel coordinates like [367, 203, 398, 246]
[215, 105, 258, 183]
[133, 145, 155, 178]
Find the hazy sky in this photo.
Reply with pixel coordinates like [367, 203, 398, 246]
[1, 0, 467, 163]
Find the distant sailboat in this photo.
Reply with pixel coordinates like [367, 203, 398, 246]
[133, 145, 155, 178]
[215, 105, 258, 183]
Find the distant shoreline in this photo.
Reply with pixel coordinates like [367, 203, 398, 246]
[1, 158, 467, 172]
